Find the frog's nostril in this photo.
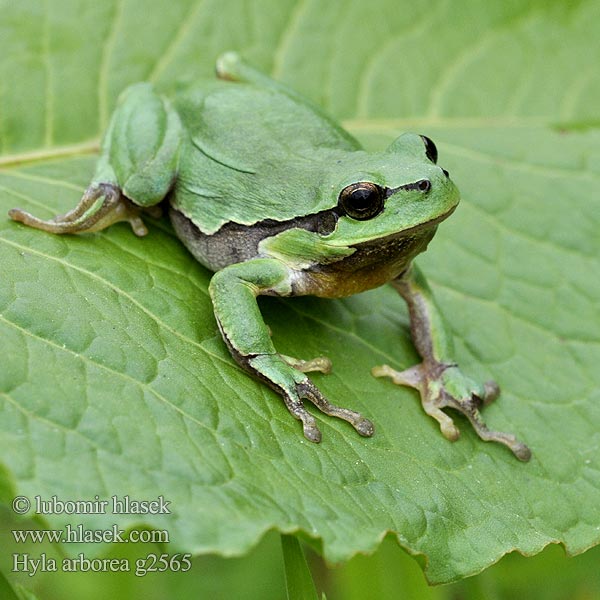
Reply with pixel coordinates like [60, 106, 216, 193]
[417, 179, 431, 192]
[442, 168, 450, 178]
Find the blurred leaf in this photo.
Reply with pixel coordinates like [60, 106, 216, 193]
[1, 0, 600, 586]
[15, 587, 40, 600]
[281, 535, 320, 600]
[0, 568, 22, 600]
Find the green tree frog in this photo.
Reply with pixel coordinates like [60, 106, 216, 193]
[8, 52, 531, 461]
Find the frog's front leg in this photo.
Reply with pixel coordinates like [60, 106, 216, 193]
[372, 264, 531, 461]
[209, 258, 374, 442]
[9, 82, 180, 237]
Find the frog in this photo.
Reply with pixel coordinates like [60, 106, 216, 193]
[8, 52, 531, 461]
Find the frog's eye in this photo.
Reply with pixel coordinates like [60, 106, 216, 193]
[420, 135, 438, 164]
[338, 182, 384, 221]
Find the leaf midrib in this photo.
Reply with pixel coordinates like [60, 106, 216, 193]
[0, 140, 99, 169]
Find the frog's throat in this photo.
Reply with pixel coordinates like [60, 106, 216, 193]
[290, 223, 442, 299]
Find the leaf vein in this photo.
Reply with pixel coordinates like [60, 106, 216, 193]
[271, 0, 310, 79]
[42, 0, 54, 146]
[147, 0, 207, 83]
[0, 390, 106, 454]
[343, 116, 551, 132]
[0, 170, 87, 192]
[354, 4, 442, 119]
[425, 32, 496, 119]
[98, 0, 126, 130]
[0, 314, 217, 435]
[443, 141, 600, 182]
[0, 140, 99, 168]
[560, 67, 597, 120]
[0, 235, 229, 366]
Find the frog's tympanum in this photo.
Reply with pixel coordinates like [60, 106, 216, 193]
[9, 53, 531, 461]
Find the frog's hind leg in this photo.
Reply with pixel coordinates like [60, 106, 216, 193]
[9, 183, 148, 236]
[215, 51, 302, 92]
[215, 52, 317, 101]
[215, 52, 360, 150]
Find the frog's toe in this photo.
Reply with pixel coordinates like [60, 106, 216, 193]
[441, 386, 531, 461]
[372, 363, 423, 387]
[424, 400, 461, 441]
[297, 380, 374, 438]
[10, 184, 107, 233]
[482, 380, 500, 406]
[458, 399, 532, 462]
[354, 416, 375, 437]
[8, 183, 148, 236]
[281, 392, 322, 443]
[511, 442, 533, 462]
[302, 422, 322, 443]
[281, 354, 332, 374]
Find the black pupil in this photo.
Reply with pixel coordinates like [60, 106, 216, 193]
[349, 187, 376, 212]
[339, 183, 383, 221]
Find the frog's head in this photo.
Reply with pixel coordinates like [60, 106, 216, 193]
[322, 133, 459, 246]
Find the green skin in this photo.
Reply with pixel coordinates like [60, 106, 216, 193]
[9, 52, 531, 461]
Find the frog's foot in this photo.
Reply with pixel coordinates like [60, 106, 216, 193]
[372, 362, 531, 461]
[248, 354, 373, 442]
[285, 379, 375, 442]
[280, 354, 332, 374]
[8, 183, 148, 236]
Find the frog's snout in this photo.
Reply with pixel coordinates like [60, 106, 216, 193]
[442, 168, 450, 178]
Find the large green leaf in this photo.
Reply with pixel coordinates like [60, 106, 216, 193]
[1, 0, 599, 585]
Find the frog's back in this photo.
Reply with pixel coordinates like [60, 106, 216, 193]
[170, 81, 361, 235]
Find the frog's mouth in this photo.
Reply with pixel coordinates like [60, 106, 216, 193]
[352, 204, 457, 249]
